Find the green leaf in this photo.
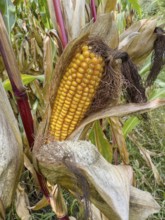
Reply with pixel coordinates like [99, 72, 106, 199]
[149, 88, 165, 100]
[122, 116, 140, 138]
[0, 0, 16, 34]
[3, 74, 44, 91]
[89, 121, 113, 163]
[128, 0, 142, 17]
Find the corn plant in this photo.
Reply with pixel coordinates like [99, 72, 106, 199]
[0, 0, 165, 220]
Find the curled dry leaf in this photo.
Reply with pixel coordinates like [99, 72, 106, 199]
[15, 184, 31, 220]
[34, 140, 160, 220]
[29, 196, 48, 211]
[69, 99, 165, 140]
[0, 83, 23, 209]
[49, 184, 68, 218]
[119, 19, 157, 64]
[138, 146, 164, 185]
[130, 187, 160, 220]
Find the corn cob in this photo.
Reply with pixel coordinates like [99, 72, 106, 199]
[49, 45, 105, 141]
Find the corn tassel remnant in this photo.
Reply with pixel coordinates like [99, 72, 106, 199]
[49, 45, 105, 140]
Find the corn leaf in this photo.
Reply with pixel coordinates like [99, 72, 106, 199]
[89, 121, 113, 163]
[129, 0, 142, 17]
[149, 88, 165, 100]
[3, 74, 44, 91]
[122, 116, 140, 138]
[0, 0, 16, 34]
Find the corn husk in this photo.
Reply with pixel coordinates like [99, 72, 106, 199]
[34, 140, 160, 220]
[119, 19, 157, 64]
[0, 83, 23, 209]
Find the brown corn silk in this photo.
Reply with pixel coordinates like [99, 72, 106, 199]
[48, 38, 122, 141]
[116, 52, 147, 103]
[146, 27, 165, 87]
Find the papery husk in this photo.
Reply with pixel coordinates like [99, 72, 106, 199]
[0, 83, 23, 208]
[89, 13, 119, 49]
[60, 0, 86, 41]
[119, 19, 157, 64]
[34, 141, 160, 220]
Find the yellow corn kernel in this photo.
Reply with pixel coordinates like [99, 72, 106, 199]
[49, 44, 105, 141]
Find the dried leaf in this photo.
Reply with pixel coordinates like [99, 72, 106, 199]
[0, 199, 5, 220]
[15, 185, 31, 220]
[0, 83, 23, 208]
[138, 146, 164, 185]
[30, 196, 48, 211]
[130, 187, 160, 220]
[89, 13, 119, 49]
[43, 35, 53, 99]
[61, 0, 86, 41]
[49, 184, 68, 218]
[119, 19, 157, 64]
[35, 140, 133, 220]
[69, 99, 165, 140]
[24, 153, 39, 188]
[109, 117, 129, 164]
[35, 140, 160, 220]
[97, 0, 117, 14]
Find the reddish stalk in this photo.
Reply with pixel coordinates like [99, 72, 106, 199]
[52, 0, 68, 48]
[90, 0, 97, 22]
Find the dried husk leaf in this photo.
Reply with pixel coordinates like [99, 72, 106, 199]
[15, 185, 31, 220]
[0, 199, 5, 220]
[109, 117, 129, 164]
[49, 184, 68, 218]
[24, 153, 39, 188]
[89, 13, 119, 49]
[61, 0, 86, 41]
[43, 35, 54, 101]
[34, 140, 160, 220]
[119, 19, 157, 64]
[0, 83, 23, 208]
[97, 0, 117, 15]
[29, 196, 48, 211]
[129, 187, 160, 220]
[34, 141, 133, 220]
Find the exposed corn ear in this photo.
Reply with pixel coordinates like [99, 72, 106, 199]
[49, 44, 105, 140]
